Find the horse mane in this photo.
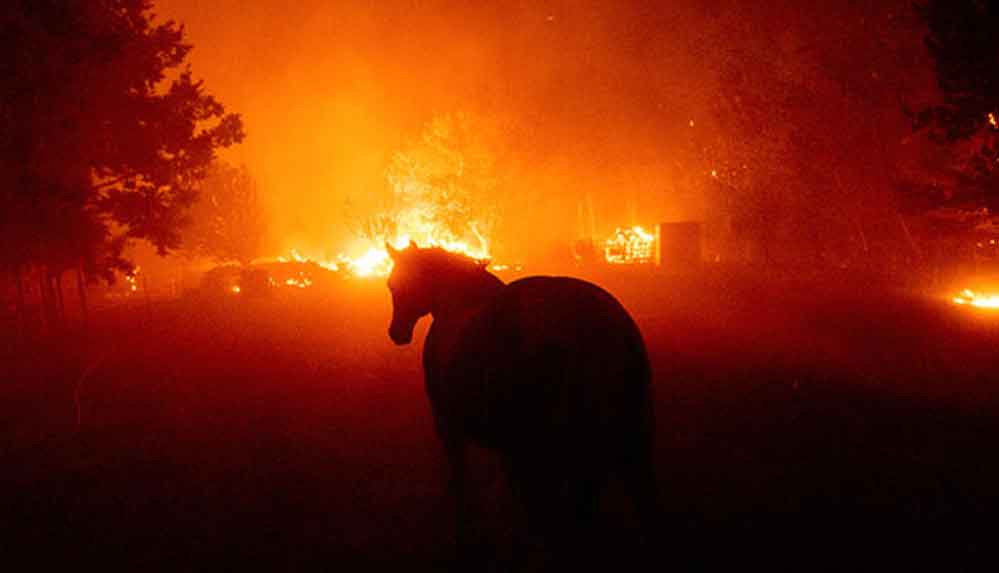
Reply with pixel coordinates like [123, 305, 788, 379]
[410, 247, 493, 278]
[396, 246, 505, 304]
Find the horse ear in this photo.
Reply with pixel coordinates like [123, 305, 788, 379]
[386, 242, 399, 260]
[408, 239, 418, 251]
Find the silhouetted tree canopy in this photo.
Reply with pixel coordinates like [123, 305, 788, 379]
[912, 0, 999, 215]
[918, 0, 999, 141]
[696, 3, 929, 266]
[0, 0, 244, 279]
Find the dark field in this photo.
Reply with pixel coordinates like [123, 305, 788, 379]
[3, 268, 999, 570]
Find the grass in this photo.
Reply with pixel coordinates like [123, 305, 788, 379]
[2, 267, 998, 570]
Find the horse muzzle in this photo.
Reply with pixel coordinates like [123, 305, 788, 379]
[389, 323, 413, 345]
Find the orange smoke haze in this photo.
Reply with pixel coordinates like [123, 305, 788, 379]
[154, 0, 721, 262]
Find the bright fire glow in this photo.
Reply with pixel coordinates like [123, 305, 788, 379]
[952, 288, 999, 309]
[989, 112, 998, 130]
[347, 247, 392, 278]
[231, 285, 241, 294]
[280, 226, 490, 280]
[126, 266, 140, 292]
[605, 226, 655, 264]
[285, 276, 313, 288]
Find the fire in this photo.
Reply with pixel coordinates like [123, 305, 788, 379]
[126, 266, 140, 292]
[989, 112, 998, 130]
[277, 111, 499, 280]
[340, 234, 489, 278]
[280, 228, 490, 280]
[284, 275, 313, 288]
[952, 289, 999, 309]
[346, 247, 392, 278]
[280, 249, 340, 272]
[605, 226, 655, 264]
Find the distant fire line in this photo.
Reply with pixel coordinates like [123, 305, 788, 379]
[952, 289, 999, 309]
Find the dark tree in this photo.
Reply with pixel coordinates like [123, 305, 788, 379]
[895, 0, 999, 283]
[918, 0, 999, 141]
[0, 0, 243, 326]
[916, 0, 999, 209]
[698, 2, 928, 268]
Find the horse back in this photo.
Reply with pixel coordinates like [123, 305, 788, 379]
[436, 275, 652, 454]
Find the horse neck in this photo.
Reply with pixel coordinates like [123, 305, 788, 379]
[430, 268, 504, 321]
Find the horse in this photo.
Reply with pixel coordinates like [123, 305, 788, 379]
[386, 241, 659, 566]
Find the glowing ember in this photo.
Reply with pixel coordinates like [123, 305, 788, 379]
[989, 112, 998, 130]
[231, 285, 241, 294]
[605, 226, 655, 264]
[952, 289, 999, 309]
[278, 249, 340, 272]
[284, 276, 313, 288]
[126, 267, 140, 292]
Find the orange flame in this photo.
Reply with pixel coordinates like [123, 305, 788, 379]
[605, 226, 655, 264]
[952, 289, 999, 309]
[281, 222, 490, 279]
[126, 266, 140, 292]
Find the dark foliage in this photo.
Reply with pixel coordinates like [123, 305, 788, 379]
[917, 0, 999, 141]
[916, 0, 999, 207]
[0, 0, 244, 279]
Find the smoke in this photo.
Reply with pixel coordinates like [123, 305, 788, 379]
[153, 0, 737, 260]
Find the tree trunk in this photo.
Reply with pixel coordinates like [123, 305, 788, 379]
[895, 212, 921, 261]
[55, 272, 66, 323]
[38, 268, 62, 329]
[38, 271, 51, 332]
[142, 273, 152, 323]
[76, 263, 89, 328]
[13, 266, 26, 341]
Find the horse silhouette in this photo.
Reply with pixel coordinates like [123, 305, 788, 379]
[386, 241, 658, 566]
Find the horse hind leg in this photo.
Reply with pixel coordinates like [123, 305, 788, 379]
[505, 453, 568, 570]
[506, 453, 606, 569]
[620, 443, 664, 559]
[562, 469, 606, 567]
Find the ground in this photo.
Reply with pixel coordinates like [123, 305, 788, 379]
[2, 266, 998, 570]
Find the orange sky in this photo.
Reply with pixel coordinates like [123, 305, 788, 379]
[154, 0, 713, 260]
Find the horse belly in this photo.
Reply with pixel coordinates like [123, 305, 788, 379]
[428, 277, 652, 459]
[469, 322, 648, 456]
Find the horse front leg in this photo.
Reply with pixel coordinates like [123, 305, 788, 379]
[445, 440, 469, 566]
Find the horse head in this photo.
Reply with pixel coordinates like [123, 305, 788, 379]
[386, 240, 432, 345]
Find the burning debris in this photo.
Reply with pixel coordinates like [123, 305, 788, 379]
[604, 226, 655, 265]
[125, 267, 140, 293]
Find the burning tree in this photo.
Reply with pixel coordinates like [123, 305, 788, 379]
[384, 111, 501, 251]
[183, 162, 266, 266]
[343, 111, 506, 273]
